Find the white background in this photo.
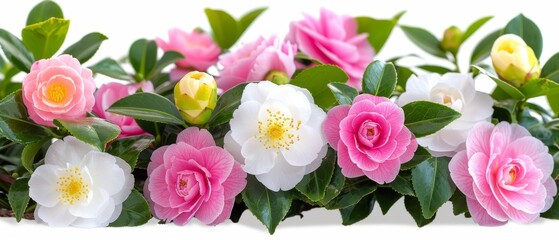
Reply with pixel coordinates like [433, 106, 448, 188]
[1, 0, 558, 239]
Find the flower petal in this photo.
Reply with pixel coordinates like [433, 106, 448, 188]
[29, 164, 61, 208]
[195, 186, 225, 224]
[255, 154, 306, 191]
[176, 127, 216, 148]
[282, 126, 323, 166]
[222, 162, 247, 199]
[363, 158, 401, 184]
[37, 203, 77, 227]
[449, 151, 475, 198]
[241, 137, 276, 175]
[199, 146, 235, 184]
[466, 197, 507, 226]
[323, 105, 350, 150]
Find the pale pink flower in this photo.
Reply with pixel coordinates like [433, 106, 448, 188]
[93, 81, 154, 138]
[287, 8, 374, 89]
[144, 127, 247, 225]
[22, 54, 96, 127]
[449, 122, 557, 226]
[217, 36, 297, 91]
[323, 94, 417, 183]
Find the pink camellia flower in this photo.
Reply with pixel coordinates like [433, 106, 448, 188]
[449, 122, 557, 226]
[93, 81, 154, 138]
[22, 54, 96, 127]
[287, 8, 374, 89]
[323, 94, 417, 183]
[156, 28, 221, 80]
[217, 35, 297, 91]
[144, 127, 247, 225]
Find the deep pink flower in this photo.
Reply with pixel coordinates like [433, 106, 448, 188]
[449, 122, 557, 226]
[287, 8, 374, 89]
[22, 54, 96, 127]
[217, 36, 297, 91]
[93, 81, 154, 138]
[144, 127, 247, 225]
[323, 94, 417, 183]
[156, 28, 221, 80]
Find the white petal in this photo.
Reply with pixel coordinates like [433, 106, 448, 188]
[112, 158, 134, 204]
[305, 145, 328, 174]
[281, 126, 323, 166]
[241, 81, 275, 103]
[37, 203, 77, 227]
[83, 152, 125, 197]
[224, 131, 244, 164]
[71, 198, 116, 228]
[69, 188, 110, 218]
[45, 136, 96, 168]
[440, 73, 476, 103]
[267, 85, 311, 123]
[256, 154, 306, 191]
[230, 100, 261, 144]
[397, 74, 435, 106]
[241, 137, 276, 175]
[460, 92, 494, 122]
[29, 165, 61, 207]
[109, 204, 123, 223]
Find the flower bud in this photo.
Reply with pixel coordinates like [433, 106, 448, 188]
[491, 34, 541, 87]
[441, 26, 463, 54]
[264, 70, 290, 85]
[174, 71, 217, 125]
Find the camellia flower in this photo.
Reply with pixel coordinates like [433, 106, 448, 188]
[144, 127, 246, 225]
[217, 36, 297, 91]
[449, 122, 556, 225]
[22, 54, 96, 127]
[156, 28, 221, 81]
[224, 81, 327, 191]
[397, 73, 493, 156]
[93, 81, 154, 138]
[491, 34, 541, 87]
[174, 71, 217, 125]
[28, 136, 134, 227]
[323, 94, 417, 183]
[287, 8, 374, 89]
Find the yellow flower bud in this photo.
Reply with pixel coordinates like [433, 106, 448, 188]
[174, 71, 217, 125]
[264, 70, 290, 85]
[441, 26, 463, 54]
[491, 34, 541, 87]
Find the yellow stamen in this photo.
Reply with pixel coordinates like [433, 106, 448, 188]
[46, 83, 67, 103]
[257, 109, 301, 151]
[57, 167, 89, 205]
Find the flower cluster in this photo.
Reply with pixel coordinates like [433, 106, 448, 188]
[1, 0, 559, 233]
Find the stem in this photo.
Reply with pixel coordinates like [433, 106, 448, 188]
[515, 100, 526, 123]
[451, 53, 460, 72]
[0, 208, 35, 220]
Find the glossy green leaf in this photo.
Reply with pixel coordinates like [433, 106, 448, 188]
[404, 195, 435, 227]
[318, 164, 346, 206]
[362, 60, 397, 98]
[470, 29, 501, 65]
[108, 92, 184, 125]
[472, 65, 525, 100]
[21, 138, 48, 172]
[461, 16, 493, 44]
[62, 32, 107, 64]
[325, 177, 377, 210]
[340, 193, 375, 225]
[450, 190, 468, 216]
[147, 51, 183, 80]
[109, 189, 151, 226]
[327, 82, 358, 105]
[242, 176, 292, 234]
[396, 66, 414, 90]
[520, 78, 559, 98]
[22, 18, 70, 60]
[129, 39, 157, 81]
[401, 25, 445, 58]
[290, 65, 349, 109]
[411, 157, 456, 219]
[296, 148, 336, 202]
[107, 136, 154, 169]
[389, 175, 414, 196]
[205, 8, 239, 50]
[89, 58, 131, 80]
[416, 65, 453, 74]
[401, 146, 431, 170]
[504, 14, 542, 58]
[548, 94, 559, 117]
[239, 7, 267, 34]
[0, 29, 34, 72]
[208, 83, 248, 128]
[0, 90, 49, 144]
[375, 188, 402, 215]
[355, 11, 405, 53]
[542, 52, 559, 83]
[8, 177, 30, 222]
[402, 101, 461, 138]
[54, 117, 120, 151]
[26, 0, 63, 26]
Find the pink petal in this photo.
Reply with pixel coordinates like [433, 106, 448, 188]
[372, 102, 405, 132]
[466, 122, 494, 159]
[148, 146, 168, 175]
[501, 184, 546, 214]
[209, 198, 235, 225]
[163, 142, 202, 170]
[353, 94, 390, 105]
[543, 177, 557, 211]
[195, 186, 225, 224]
[172, 210, 196, 226]
[449, 150, 475, 198]
[468, 152, 492, 196]
[222, 162, 247, 199]
[363, 158, 401, 184]
[507, 136, 553, 177]
[337, 141, 364, 178]
[177, 127, 217, 149]
[322, 105, 350, 150]
[466, 197, 507, 226]
[348, 99, 377, 116]
[147, 166, 171, 207]
[505, 206, 539, 224]
[473, 184, 508, 221]
[199, 146, 235, 184]
[398, 132, 417, 164]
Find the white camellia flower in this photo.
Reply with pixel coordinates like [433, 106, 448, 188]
[224, 81, 327, 191]
[397, 73, 493, 156]
[29, 136, 134, 227]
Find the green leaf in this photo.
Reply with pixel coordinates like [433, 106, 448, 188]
[242, 176, 292, 234]
[362, 60, 397, 98]
[318, 164, 346, 206]
[147, 51, 183, 80]
[108, 92, 184, 125]
[26, 0, 64, 26]
[0, 29, 34, 72]
[389, 175, 414, 196]
[22, 18, 70, 60]
[542, 52, 559, 83]
[519, 78, 559, 99]
[327, 82, 358, 105]
[21, 138, 48, 172]
[325, 177, 377, 210]
[375, 188, 402, 215]
[62, 32, 107, 64]
[290, 65, 349, 109]
[239, 7, 267, 34]
[54, 117, 120, 151]
[107, 136, 154, 169]
[401, 25, 445, 58]
[340, 193, 375, 225]
[208, 83, 248, 128]
[296, 148, 336, 202]
[355, 11, 404, 53]
[552, 153, 559, 179]
[402, 101, 461, 138]
[404, 195, 435, 227]
[0, 90, 49, 144]
[470, 29, 501, 65]
[396, 66, 414, 90]
[411, 157, 456, 219]
[416, 65, 453, 74]
[461, 16, 493, 44]
[205, 8, 239, 50]
[89, 58, 131, 80]
[0, 53, 5, 71]
[109, 189, 151, 227]
[548, 94, 559, 117]
[401, 146, 431, 170]
[503, 14, 543, 58]
[450, 190, 468, 216]
[8, 177, 30, 222]
[472, 65, 525, 100]
[129, 39, 157, 81]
